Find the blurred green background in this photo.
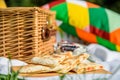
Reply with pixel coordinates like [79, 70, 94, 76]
[86, 0, 120, 14]
[5, 0, 120, 14]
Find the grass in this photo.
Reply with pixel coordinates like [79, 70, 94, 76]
[0, 65, 24, 80]
[0, 73, 24, 80]
[59, 74, 66, 80]
[0, 54, 24, 80]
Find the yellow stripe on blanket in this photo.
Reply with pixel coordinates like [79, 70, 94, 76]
[67, 2, 89, 29]
[116, 45, 120, 52]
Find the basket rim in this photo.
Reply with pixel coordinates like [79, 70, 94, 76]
[0, 7, 56, 15]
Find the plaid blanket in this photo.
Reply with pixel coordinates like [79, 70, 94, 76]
[42, 0, 120, 51]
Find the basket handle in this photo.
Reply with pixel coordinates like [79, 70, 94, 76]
[41, 15, 55, 41]
[41, 26, 50, 41]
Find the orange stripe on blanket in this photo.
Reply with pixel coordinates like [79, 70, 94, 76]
[86, 2, 100, 8]
[76, 28, 97, 43]
[110, 28, 120, 46]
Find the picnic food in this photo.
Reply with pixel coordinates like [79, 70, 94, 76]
[77, 53, 90, 62]
[31, 51, 72, 67]
[56, 40, 87, 53]
[72, 62, 104, 73]
[19, 64, 52, 73]
[56, 56, 79, 73]
[19, 51, 104, 74]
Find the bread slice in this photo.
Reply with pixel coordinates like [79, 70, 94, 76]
[77, 53, 90, 62]
[54, 56, 79, 73]
[31, 54, 66, 67]
[19, 64, 52, 73]
[72, 62, 104, 73]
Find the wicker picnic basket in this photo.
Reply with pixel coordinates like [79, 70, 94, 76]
[0, 7, 56, 61]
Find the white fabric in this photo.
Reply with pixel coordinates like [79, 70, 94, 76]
[0, 57, 27, 74]
[24, 74, 110, 80]
[87, 44, 120, 62]
[86, 44, 120, 80]
[1, 44, 120, 80]
[67, 0, 87, 8]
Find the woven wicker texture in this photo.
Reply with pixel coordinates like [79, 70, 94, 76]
[0, 7, 56, 60]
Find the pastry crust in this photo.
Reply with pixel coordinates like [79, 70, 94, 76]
[77, 53, 90, 62]
[55, 56, 79, 73]
[31, 54, 66, 67]
[72, 63, 104, 73]
[19, 64, 51, 73]
[31, 51, 73, 67]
